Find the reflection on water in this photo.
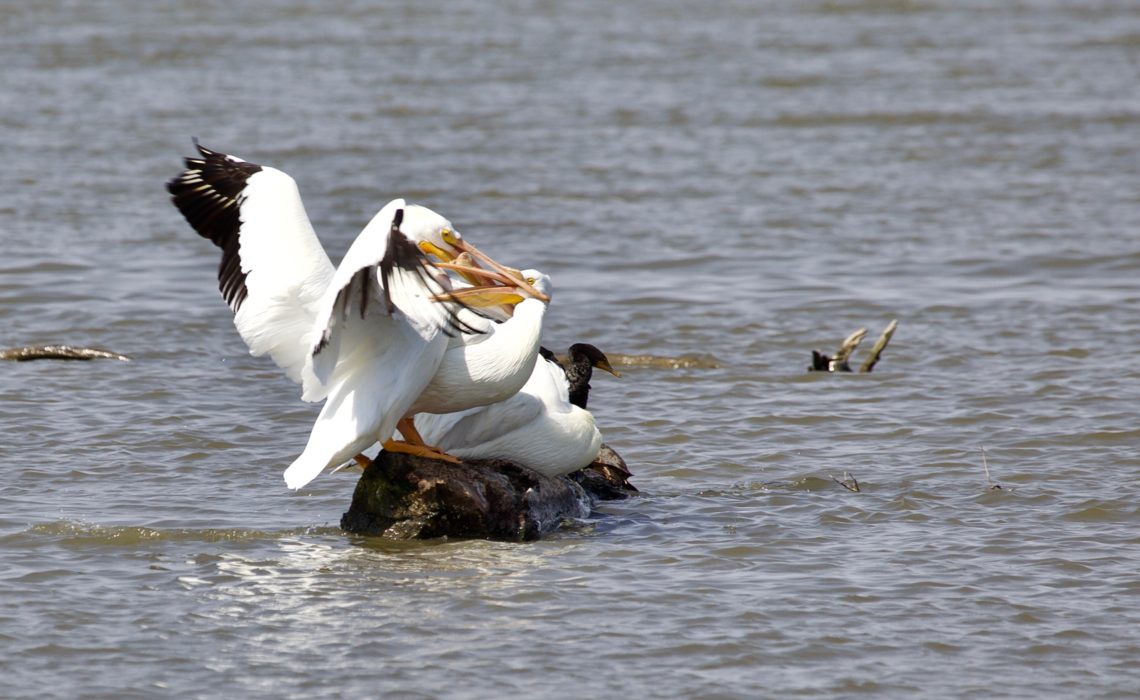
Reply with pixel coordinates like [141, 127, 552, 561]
[3, 0, 1140, 698]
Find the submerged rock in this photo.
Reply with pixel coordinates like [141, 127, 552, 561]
[341, 447, 637, 541]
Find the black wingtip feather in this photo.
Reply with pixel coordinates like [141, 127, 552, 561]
[167, 142, 263, 312]
[379, 208, 484, 338]
[316, 206, 488, 360]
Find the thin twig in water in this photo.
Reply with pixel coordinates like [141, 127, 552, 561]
[830, 471, 861, 493]
[980, 446, 1002, 490]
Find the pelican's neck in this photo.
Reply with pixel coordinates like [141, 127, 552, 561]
[480, 296, 546, 383]
[499, 297, 546, 356]
[512, 297, 546, 321]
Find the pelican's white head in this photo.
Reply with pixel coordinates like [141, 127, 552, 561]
[397, 203, 464, 261]
[518, 269, 552, 303]
[389, 201, 549, 303]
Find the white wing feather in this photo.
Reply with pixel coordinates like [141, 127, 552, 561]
[167, 147, 334, 386]
[232, 168, 335, 384]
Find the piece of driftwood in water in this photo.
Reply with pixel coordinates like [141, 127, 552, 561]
[809, 319, 898, 373]
[810, 328, 867, 372]
[0, 345, 130, 361]
[341, 450, 594, 541]
[562, 352, 721, 370]
[858, 319, 898, 373]
[980, 446, 1002, 491]
[830, 471, 861, 493]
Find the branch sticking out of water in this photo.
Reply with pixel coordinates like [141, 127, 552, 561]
[980, 446, 1002, 490]
[833, 328, 868, 366]
[809, 319, 897, 373]
[830, 471, 861, 493]
[859, 319, 899, 373]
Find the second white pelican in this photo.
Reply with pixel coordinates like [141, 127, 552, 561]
[413, 342, 619, 478]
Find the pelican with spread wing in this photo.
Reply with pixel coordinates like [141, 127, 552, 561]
[167, 143, 547, 490]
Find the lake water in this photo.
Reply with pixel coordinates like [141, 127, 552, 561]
[2, 1, 1139, 697]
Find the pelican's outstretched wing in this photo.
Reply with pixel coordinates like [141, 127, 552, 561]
[166, 141, 335, 384]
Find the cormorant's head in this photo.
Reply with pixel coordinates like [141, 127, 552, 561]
[569, 343, 620, 377]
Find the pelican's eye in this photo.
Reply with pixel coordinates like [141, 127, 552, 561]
[525, 277, 537, 285]
[440, 228, 459, 246]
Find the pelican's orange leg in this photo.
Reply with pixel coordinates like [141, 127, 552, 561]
[381, 418, 462, 464]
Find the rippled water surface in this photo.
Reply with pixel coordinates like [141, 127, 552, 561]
[2, 1, 1139, 697]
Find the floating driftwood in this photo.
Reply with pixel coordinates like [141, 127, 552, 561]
[859, 319, 898, 373]
[578, 353, 721, 370]
[1, 345, 130, 361]
[341, 447, 637, 541]
[830, 471, 861, 493]
[809, 319, 898, 373]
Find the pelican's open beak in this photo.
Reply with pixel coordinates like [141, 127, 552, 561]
[433, 261, 520, 288]
[453, 239, 550, 302]
[418, 241, 456, 263]
[435, 252, 490, 288]
[432, 285, 527, 308]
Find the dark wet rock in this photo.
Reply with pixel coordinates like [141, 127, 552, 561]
[341, 444, 639, 540]
[567, 443, 639, 501]
[341, 450, 594, 541]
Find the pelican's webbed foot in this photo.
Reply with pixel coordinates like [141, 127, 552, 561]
[381, 439, 462, 464]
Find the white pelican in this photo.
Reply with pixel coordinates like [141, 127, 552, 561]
[166, 142, 546, 490]
[284, 210, 552, 490]
[413, 342, 619, 478]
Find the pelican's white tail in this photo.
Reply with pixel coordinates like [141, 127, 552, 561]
[283, 448, 334, 491]
[282, 381, 374, 491]
[282, 330, 426, 490]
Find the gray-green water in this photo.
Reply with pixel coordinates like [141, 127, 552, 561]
[2, 1, 1139, 697]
